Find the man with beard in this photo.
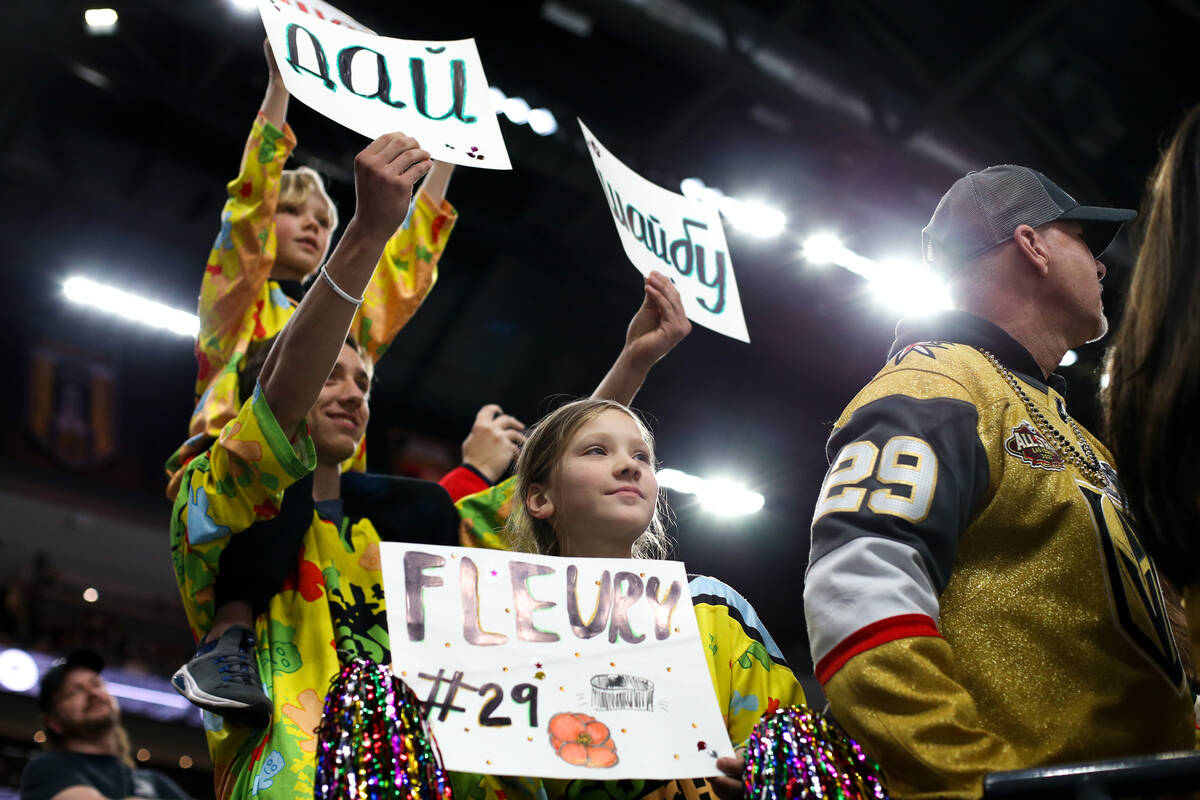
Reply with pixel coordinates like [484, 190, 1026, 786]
[20, 650, 187, 800]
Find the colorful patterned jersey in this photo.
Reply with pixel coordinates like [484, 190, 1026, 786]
[452, 481, 807, 800]
[164, 112, 457, 495]
[804, 310, 1194, 799]
[171, 387, 461, 800]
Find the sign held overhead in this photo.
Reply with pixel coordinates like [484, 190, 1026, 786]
[260, 0, 511, 170]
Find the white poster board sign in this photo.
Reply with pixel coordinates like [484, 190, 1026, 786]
[380, 544, 733, 780]
[272, 0, 373, 33]
[259, 0, 511, 170]
[579, 119, 749, 342]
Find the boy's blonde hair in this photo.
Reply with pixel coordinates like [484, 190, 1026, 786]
[279, 166, 338, 232]
[506, 398, 672, 559]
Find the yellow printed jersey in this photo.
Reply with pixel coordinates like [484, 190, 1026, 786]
[804, 311, 1193, 799]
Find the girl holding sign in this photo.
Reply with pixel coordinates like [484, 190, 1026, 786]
[166, 39, 462, 725]
[455, 272, 806, 800]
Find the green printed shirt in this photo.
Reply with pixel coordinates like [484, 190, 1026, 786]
[171, 388, 398, 800]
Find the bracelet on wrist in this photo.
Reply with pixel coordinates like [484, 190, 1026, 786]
[319, 265, 364, 305]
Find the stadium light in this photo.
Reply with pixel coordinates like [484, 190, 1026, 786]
[228, 0, 258, 11]
[84, 8, 118, 34]
[527, 108, 559, 136]
[1059, 349, 1078, 367]
[501, 97, 531, 125]
[63, 276, 199, 338]
[870, 260, 952, 316]
[489, 86, 507, 111]
[679, 177, 786, 239]
[656, 468, 765, 516]
[0, 649, 39, 693]
[801, 233, 877, 278]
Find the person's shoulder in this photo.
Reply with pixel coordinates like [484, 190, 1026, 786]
[837, 342, 991, 422]
[19, 750, 98, 800]
[686, 575, 787, 665]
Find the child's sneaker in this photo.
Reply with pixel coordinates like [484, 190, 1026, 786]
[171, 626, 271, 728]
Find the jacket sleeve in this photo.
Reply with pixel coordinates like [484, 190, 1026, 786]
[170, 385, 315, 641]
[353, 190, 458, 367]
[455, 476, 516, 551]
[191, 113, 296, 434]
[804, 368, 1015, 798]
[689, 576, 806, 748]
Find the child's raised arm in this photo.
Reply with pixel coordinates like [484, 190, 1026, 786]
[260, 39, 289, 129]
[592, 271, 692, 405]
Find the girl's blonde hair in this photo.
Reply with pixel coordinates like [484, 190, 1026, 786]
[279, 166, 339, 232]
[506, 398, 672, 559]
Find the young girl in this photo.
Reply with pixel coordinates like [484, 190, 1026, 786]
[168, 40, 462, 725]
[454, 272, 806, 800]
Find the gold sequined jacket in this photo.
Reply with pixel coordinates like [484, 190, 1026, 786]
[804, 311, 1194, 799]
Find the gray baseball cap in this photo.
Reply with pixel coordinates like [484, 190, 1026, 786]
[921, 165, 1135, 271]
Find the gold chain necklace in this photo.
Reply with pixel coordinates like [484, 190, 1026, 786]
[975, 347, 1107, 486]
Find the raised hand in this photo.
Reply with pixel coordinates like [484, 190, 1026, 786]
[350, 133, 432, 242]
[461, 404, 527, 483]
[622, 271, 692, 371]
[264, 37, 282, 82]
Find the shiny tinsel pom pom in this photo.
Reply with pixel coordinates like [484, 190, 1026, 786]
[743, 706, 888, 800]
[314, 658, 453, 800]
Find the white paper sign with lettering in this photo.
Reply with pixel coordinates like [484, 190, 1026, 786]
[259, 0, 510, 169]
[380, 543, 733, 779]
[579, 119, 749, 342]
[272, 0, 373, 33]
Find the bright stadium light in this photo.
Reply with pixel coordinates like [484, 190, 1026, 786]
[63, 276, 199, 337]
[0, 649, 39, 693]
[677, 177, 786, 238]
[488, 86, 507, 111]
[229, 0, 258, 11]
[698, 478, 766, 517]
[870, 260, 952, 316]
[801, 233, 878, 278]
[501, 97, 531, 125]
[679, 178, 705, 199]
[801, 233, 845, 265]
[1059, 349, 1078, 367]
[84, 8, 118, 34]
[526, 107, 559, 136]
[656, 468, 764, 516]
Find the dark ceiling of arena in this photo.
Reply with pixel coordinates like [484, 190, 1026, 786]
[2, 0, 1198, 677]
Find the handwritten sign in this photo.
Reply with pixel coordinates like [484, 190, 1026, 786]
[380, 544, 733, 780]
[579, 120, 749, 342]
[259, 0, 511, 170]
[272, 0, 373, 32]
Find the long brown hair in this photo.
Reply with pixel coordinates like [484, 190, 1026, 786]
[506, 398, 671, 559]
[1103, 105, 1200, 586]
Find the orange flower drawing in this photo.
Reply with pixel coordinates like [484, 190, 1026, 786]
[548, 712, 619, 768]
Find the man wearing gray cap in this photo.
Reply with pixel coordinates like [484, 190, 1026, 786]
[20, 649, 187, 800]
[804, 166, 1194, 798]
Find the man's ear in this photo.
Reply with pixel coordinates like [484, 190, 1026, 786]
[44, 714, 63, 737]
[526, 483, 555, 521]
[1012, 224, 1051, 277]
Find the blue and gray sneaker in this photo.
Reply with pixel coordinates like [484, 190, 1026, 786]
[171, 625, 271, 728]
